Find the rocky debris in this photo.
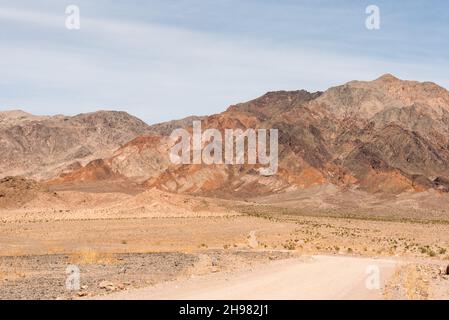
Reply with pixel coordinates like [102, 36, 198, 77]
[118, 267, 127, 274]
[0, 251, 288, 299]
[98, 281, 116, 291]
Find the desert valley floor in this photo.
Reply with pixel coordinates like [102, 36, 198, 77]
[3, 75, 449, 299]
[1, 179, 449, 300]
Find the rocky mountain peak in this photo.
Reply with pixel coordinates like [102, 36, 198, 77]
[375, 73, 401, 82]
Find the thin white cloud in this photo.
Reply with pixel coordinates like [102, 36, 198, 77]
[0, 5, 448, 123]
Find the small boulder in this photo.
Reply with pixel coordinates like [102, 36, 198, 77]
[99, 281, 116, 291]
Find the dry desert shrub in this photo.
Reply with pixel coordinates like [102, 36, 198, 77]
[2, 248, 28, 257]
[0, 263, 27, 281]
[69, 248, 117, 265]
[0, 251, 29, 281]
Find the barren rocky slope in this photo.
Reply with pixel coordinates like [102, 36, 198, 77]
[0, 110, 153, 179]
[53, 74, 449, 198]
[4, 74, 449, 199]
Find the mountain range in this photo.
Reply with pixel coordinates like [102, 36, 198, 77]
[2, 74, 449, 199]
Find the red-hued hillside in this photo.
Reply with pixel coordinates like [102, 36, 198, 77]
[7, 74, 449, 198]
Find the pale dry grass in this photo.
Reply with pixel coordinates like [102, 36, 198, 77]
[384, 264, 431, 300]
[0, 249, 28, 281]
[0, 248, 28, 257]
[0, 262, 27, 282]
[68, 248, 118, 265]
[403, 265, 431, 300]
[0, 270, 27, 281]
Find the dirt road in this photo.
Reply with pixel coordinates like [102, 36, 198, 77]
[99, 255, 400, 300]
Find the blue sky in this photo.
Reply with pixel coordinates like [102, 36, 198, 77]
[1, 0, 449, 124]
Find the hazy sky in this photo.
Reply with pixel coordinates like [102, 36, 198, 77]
[1, 0, 448, 124]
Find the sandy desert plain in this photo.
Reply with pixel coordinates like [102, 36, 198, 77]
[2, 75, 449, 300]
[1, 178, 449, 300]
